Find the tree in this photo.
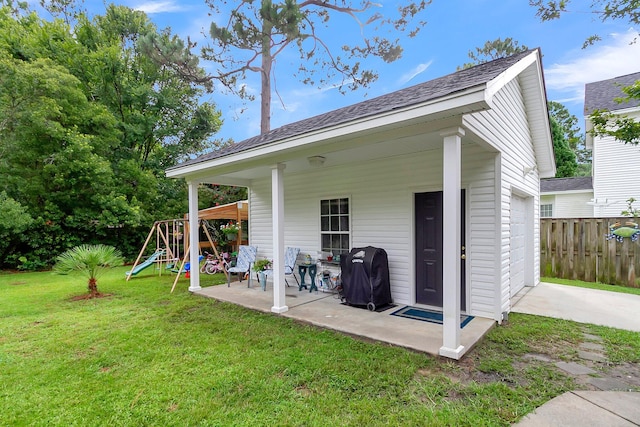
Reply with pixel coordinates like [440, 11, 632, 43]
[459, 38, 529, 69]
[0, 4, 223, 267]
[146, 0, 431, 134]
[589, 81, 640, 145]
[529, 0, 640, 48]
[530, 1, 640, 147]
[0, 192, 33, 263]
[548, 101, 591, 176]
[460, 41, 586, 177]
[550, 116, 578, 177]
[53, 244, 124, 298]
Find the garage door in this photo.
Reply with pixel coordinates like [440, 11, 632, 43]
[510, 195, 526, 297]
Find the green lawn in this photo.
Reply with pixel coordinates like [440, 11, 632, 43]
[542, 276, 640, 296]
[1, 268, 639, 426]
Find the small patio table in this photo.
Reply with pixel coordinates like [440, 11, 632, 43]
[297, 262, 317, 292]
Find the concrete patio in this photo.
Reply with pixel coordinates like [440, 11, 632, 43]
[193, 280, 495, 358]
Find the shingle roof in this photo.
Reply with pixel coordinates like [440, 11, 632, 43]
[169, 49, 537, 170]
[540, 176, 593, 193]
[584, 72, 640, 114]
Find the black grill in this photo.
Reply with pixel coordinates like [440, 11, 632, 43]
[340, 246, 392, 311]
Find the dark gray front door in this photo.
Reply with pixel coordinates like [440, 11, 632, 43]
[415, 191, 466, 309]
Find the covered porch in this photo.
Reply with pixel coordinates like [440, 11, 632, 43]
[166, 51, 552, 360]
[193, 281, 495, 358]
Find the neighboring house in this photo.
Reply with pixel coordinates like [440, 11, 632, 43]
[585, 72, 640, 216]
[540, 177, 593, 218]
[167, 49, 555, 359]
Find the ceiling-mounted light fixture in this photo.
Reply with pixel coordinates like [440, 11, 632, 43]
[307, 156, 326, 167]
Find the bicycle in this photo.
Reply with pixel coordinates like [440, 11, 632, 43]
[200, 251, 228, 275]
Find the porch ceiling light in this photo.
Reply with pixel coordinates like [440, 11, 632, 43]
[307, 155, 326, 167]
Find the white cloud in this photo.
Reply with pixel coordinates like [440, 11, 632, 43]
[397, 61, 433, 85]
[545, 28, 640, 104]
[133, 1, 186, 14]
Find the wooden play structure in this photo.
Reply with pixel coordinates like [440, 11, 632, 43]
[190, 200, 249, 248]
[126, 201, 249, 292]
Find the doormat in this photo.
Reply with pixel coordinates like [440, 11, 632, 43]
[341, 302, 397, 313]
[390, 306, 474, 328]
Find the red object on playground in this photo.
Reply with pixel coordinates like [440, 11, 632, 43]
[185, 271, 190, 278]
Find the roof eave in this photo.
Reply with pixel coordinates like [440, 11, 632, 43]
[166, 86, 491, 180]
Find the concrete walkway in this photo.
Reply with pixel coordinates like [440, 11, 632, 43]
[512, 282, 640, 332]
[512, 282, 640, 426]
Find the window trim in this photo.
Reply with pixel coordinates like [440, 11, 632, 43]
[319, 196, 351, 255]
[540, 203, 553, 218]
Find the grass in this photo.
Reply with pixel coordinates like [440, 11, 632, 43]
[542, 276, 640, 296]
[1, 268, 639, 426]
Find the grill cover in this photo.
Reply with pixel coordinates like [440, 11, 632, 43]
[340, 246, 392, 309]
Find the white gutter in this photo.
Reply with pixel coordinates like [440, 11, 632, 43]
[166, 85, 491, 180]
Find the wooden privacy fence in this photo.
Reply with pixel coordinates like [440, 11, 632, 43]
[540, 217, 640, 288]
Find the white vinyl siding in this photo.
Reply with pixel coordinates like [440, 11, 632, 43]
[249, 145, 496, 309]
[247, 67, 545, 320]
[541, 192, 594, 218]
[464, 77, 540, 319]
[591, 110, 640, 217]
[320, 198, 350, 255]
[510, 195, 526, 296]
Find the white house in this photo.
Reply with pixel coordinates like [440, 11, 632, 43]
[166, 49, 555, 359]
[585, 72, 640, 216]
[540, 176, 593, 218]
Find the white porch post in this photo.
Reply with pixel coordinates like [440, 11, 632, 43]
[187, 180, 201, 292]
[439, 127, 465, 359]
[271, 163, 288, 313]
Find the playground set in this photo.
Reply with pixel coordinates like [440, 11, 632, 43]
[125, 200, 248, 292]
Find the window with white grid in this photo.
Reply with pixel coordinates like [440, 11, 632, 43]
[320, 198, 350, 255]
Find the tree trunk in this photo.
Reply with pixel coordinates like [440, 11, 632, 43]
[88, 277, 98, 295]
[260, 18, 273, 134]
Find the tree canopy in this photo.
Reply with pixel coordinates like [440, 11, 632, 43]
[529, 0, 640, 48]
[529, 0, 640, 148]
[459, 40, 586, 177]
[459, 38, 529, 70]
[0, 3, 227, 268]
[589, 81, 640, 145]
[144, 0, 431, 134]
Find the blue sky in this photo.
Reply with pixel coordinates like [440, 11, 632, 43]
[47, 1, 640, 142]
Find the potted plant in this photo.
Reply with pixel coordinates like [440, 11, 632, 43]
[253, 258, 272, 291]
[220, 221, 241, 241]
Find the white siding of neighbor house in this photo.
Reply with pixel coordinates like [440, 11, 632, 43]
[248, 144, 498, 316]
[541, 192, 594, 218]
[464, 77, 541, 319]
[592, 110, 640, 217]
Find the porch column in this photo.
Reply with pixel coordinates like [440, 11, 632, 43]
[187, 180, 201, 292]
[271, 163, 288, 313]
[439, 127, 465, 359]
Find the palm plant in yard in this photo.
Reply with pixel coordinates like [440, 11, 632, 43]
[54, 244, 124, 298]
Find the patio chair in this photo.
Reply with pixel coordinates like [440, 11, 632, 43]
[264, 247, 300, 287]
[284, 247, 300, 287]
[226, 245, 257, 287]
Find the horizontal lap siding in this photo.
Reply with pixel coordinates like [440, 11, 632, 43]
[465, 77, 539, 319]
[464, 147, 499, 318]
[249, 145, 496, 311]
[553, 192, 594, 218]
[593, 110, 640, 216]
[250, 150, 443, 305]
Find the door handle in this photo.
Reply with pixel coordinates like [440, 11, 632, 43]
[461, 254, 466, 260]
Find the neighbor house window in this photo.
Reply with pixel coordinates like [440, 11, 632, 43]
[321, 198, 350, 255]
[540, 204, 553, 218]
